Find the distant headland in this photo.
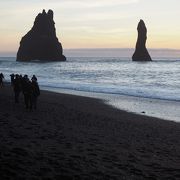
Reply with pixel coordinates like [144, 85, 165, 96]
[16, 9, 66, 62]
[132, 20, 152, 61]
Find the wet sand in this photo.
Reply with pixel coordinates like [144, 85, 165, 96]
[0, 85, 180, 179]
[42, 86, 180, 122]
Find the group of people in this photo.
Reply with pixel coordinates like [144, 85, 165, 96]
[10, 74, 40, 110]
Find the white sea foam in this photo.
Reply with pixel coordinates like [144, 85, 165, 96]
[1, 52, 179, 102]
[1, 49, 180, 121]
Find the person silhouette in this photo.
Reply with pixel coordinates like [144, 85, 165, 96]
[10, 74, 15, 86]
[22, 75, 32, 109]
[31, 75, 37, 82]
[0, 73, 4, 87]
[31, 77, 40, 110]
[13, 74, 21, 103]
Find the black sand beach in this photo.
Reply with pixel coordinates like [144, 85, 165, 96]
[0, 85, 180, 179]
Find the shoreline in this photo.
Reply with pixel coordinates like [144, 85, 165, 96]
[0, 84, 180, 179]
[3, 81, 180, 122]
[42, 86, 180, 123]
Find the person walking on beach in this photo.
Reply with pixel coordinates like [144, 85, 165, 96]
[0, 73, 4, 87]
[22, 75, 32, 109]
[31, 76, 40, 110]
[13, 74, 21, 103]
[10, 73, 15, 86]
[31, 75, 37, 82]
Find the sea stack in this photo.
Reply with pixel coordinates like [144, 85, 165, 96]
[17, 9, 66, 61]
[132, 19, 152, 61]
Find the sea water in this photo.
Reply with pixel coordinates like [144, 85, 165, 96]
[0, 49, 180, 121]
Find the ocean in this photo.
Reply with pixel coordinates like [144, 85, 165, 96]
[0, 48, 180, 121]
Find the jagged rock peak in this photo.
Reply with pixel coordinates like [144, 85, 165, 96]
[42, 9, 46, 14]
[36, 9, 53, 19]
[16, 9, 66, 62]
[132, 19, 152, 61]
[48, 9, 54, 19]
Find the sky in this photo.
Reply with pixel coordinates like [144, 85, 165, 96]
[0, 0, 180, 55]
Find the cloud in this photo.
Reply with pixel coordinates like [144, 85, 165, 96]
[0, 0, 139, 16]
[23, 0, 139, 9]
[49, 0, 139, 8]
[64, 0, 139, 4]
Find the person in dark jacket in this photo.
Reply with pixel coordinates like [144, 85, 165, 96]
[13, 74, 21, 103]
[0, 73, 4, 87]
[10, 74, 15, 86]
[31, 77, 40, 110]
[31, 75, 37, 82]
[22, 75, 32, 109]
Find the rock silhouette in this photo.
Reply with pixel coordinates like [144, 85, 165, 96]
[17, 9, 66, 61]
[132, 20, 152, 61]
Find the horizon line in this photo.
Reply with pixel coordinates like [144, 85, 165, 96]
[1, 47, 180, 53]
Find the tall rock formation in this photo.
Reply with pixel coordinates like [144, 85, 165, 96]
[17, 9, 66, 61]
[132, 20, 152, 61]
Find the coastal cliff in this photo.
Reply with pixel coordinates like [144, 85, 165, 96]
[132, 20, 152, 61]
[17, 9, 66, 61]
